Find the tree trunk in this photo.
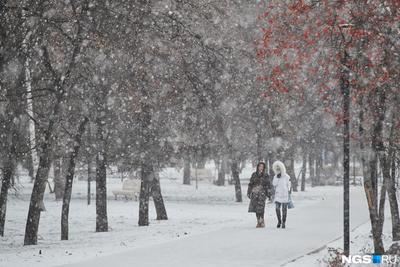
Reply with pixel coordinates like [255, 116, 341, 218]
[24, 97, 63, 245]
[0, 91, 18, 237]
[301, 148, 307, 192]
[216, 157, 226, 186]
[323, 147, 329, 166]
[23, 2, 83, 244]
[316, 148, 323, 185]
[382, 114, 400, 241]
[288, 154, 297, 192]
[382, 155, 400, 241]
[359, 95, 385, 254]
[183, 154, 191, 185]
[0, 11, 20, 236]
[333, 151, 339, 169]
[136, 0, 158, 227]
[87, 122, 93, 205]
[0, 155, 15, 237]
[362, 152, 385, 254]
[27, 154, 35, 182]
[87, 159, 93, 205]
[374, 172, 386, 254]
[53, 158, 64, 200]
[138, 162, 151, 226]
[309, 152, 315, 187]
[231, 159, 242, 202]
[151, 171, 168, 220]
[268, 153, 274, 178]
[95, 118, 108, 233]
[23, 11, 39, 182]
[368, 161, 385, 254]
[256, 127, 262, 162]
[391, 152, 396, 190]
[138, 88, 153, 226]
[24, 143, 54, 245]
[61, 118, 88, 240]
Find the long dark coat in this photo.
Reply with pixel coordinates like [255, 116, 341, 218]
[247, 171, 272, 213]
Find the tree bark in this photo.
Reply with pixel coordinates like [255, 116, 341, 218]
[183, 154, 191, 185]
[309, 152, 315, 187]
[24, 142, 55, 245]
[0, 152, 15, 237]
[256, 126, 262, 162]
[0, 73, 18, 236]
[391, 152, 396, 190]
[24, 95, 63, 245]
[382, 155, 400, 241]
[231, 159, 242, 202]
[333, 150, 339, 169]
[22, 8, 39, 181]
[138, 162, 151, 226]
[61, 117, 88, 240]
[391, 152, 396, 189]
[382, 114, 400, 241]
[359, 95, 385, 254]
[95, 118, 108, 232]
[316, 148, 323, 185]
[27, 154, 35, 182]
[288, 154, 297, 191]
[87, 122, 93, 205]
[0, 9, 20, 236]
[301, 148, 307, 192]
[151, 171, 168, 220]
[136, 0, 164, 226]
[268, 153, 274, 178]
[138, 80, 152, 226]
[375, 172, 386, 254]
[362, 153, 385, 254]
[53, 157, 64, 200]
[87, 159, 93, 205]
[216, 157, 226, 186]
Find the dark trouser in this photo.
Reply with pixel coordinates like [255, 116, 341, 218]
[256, 212, 264, 220]
[275, 202, 287, 223]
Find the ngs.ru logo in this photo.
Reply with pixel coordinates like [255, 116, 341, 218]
[342, 255, 399, 264]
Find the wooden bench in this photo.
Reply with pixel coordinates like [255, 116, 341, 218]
[112, 179, 141, 200]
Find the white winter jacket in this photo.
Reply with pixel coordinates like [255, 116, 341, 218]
[273, 173, 291, 204]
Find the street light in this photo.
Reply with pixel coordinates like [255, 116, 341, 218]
[339, 23, 353, 257]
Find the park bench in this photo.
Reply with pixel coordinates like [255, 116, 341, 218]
[112, 179, 141, 200]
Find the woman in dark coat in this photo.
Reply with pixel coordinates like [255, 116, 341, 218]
[247, 162, 272, 228]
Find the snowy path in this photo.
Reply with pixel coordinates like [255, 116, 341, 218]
[62, 187, 369, 267]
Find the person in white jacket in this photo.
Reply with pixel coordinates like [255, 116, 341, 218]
[272, 160, 291, 229]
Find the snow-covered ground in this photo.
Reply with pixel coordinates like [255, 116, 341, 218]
[58, 186, 369, 267]
[0, 166, 390, 267]
[285, 217, 395, 267]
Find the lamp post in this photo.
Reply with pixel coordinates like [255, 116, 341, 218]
[339, 23, 352, 257]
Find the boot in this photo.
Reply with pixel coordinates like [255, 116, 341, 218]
[256, 217, 261, 228]
[259, 218, 265, 228]
[276, 209, 281, 228]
